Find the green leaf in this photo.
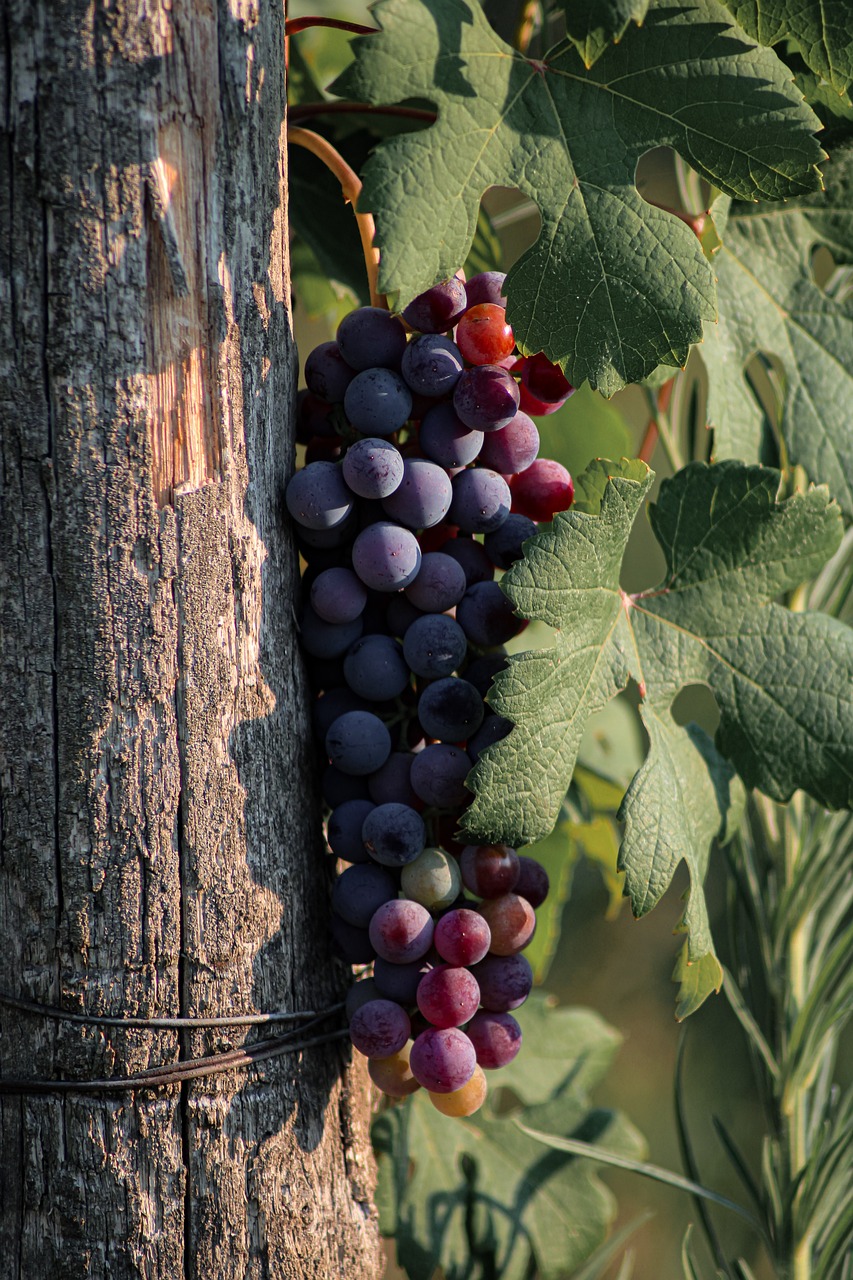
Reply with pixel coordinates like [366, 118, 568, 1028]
[373, 996, 644, 1280]
[464, 459, 852, 1007]
[332, 0, 823, 394]
[703, 144, 853, 516]
[558, 0, 651, 69]
[720, 0, 853, 93]
[288, 142, 371, 307]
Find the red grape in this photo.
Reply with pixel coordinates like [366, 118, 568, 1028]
[434, 907, 492, 966]
[510, 459, 574, 522]
[521, 351, 574, 403]
[478, 893, 536, 955]
[466, 1010, 522, 1068]
[409, 1027, 477, 1092]
[460, 843, 520, 898]
[456, 303, 515, 365]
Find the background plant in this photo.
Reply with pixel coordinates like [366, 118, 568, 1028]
[287, 2, 853, 1276]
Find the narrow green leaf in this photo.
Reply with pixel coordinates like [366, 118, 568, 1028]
[570, 1213, 654, 1280]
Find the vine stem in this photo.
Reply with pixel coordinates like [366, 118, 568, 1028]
[638, 378, 675, 464]
[287, 126, 385, 309]
[285, 17, 378, 37]
[785, 797, 812, 1280]
[514, 1, 541, 53]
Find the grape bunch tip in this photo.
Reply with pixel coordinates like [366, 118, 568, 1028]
[290, 273, 573, 1118]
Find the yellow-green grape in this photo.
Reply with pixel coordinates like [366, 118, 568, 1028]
[428, 1065, 488, 1117]
[368, 1042, 421, 1098]
[400, 847, 462, 910]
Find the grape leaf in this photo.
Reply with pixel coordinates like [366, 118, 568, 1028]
[332, 0, 823, 394]
[703, 145, 853, 515]
[558, 0, 651, 69]
[373, 996, 644, 1280]
[464, 459, 852, 1008]
[721, 0, 853, 93]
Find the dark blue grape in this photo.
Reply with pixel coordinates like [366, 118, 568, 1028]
[304, 341, 356, 402]
[344, 368, 413, 436]
[404, 551, 467, 612]
[352, 522, 422, 592]
[464, 272, 507, 308]
[403, 614, 468, 679]
[373, 956, 432, 1005]
[410, 743, 472, 809]
[362, 802, 426, 866]
[286, 461, 353, 530]
[313, 687, 367, 742]
[342, 437, 404, 500]
[322, 764, 371, 809]
[381, 459, 453, 530]
[385, 593, 424, 638]
[402, 279, 467, 333]
[401, 335, 464, 396]
[457, 580, 525, 647]
[325, 711, 391, 775]
[368, 751, 420, 809]
[467, 714, 513, 763]
[329, 913, 377, 964]
[295, 506, 357, 549]
[463, 652, 508, 698]
[300, 604, 363, 660]
[310, 567, 368, 624]
[449, 468, 511, 534]
[440, 535, 495, 586]
[418, 403, 484, 468]
[331, 863, 399, 928]
[453, 365, 520, 431]
[336, 306, 408, 371]
[327, 798, 376, 862]
[344, 634, 411, 701]
[417, 678, 484, 742]
[483, 513, 537, 569]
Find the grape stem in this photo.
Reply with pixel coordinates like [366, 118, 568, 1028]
[638, 378, 675, 465]
[515, 1, 541, 53]
[285, 17, 378, 37]
[287, 126, 385, 309]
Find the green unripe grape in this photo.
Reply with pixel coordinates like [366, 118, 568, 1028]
[401, 847, 462, 911]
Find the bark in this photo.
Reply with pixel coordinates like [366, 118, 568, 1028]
[0, 2, 381, 1276]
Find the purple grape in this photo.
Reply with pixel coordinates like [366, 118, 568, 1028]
[418, 403, 484, 468]
[344, 368, 413, 436]
[325, 711, 391, 776]
[401, 334, 464, 396]
[295, 506, 357, 549]
[313, 687, 368, 742]
[478, 411, 539, 474]
[297, 389, 337, 441]
[344, 634, 410, 701]
[449, 468, 512, 534]
[302, 651, 346, 693]
[463, 652, 508, 698]
[471, 953, 533, 1012]
[403, 279, 468, 333]
[434, 908, 491, 966]
[515, 855, 550, 908]
[417, 677, 485, 742]
[440, 535, 496, 586]
[369, 898, 434, 962]
[329, 912, 377, 963]
[331, 862, 399, 928]
[453, 366, 520, 431]
[363, 802, 426, 867]
[368, 752, 420, 808]
[484, 513, 537, 569]
[352, 522, 422, 592]
[322, 764, 371, 809]
[457, 580, 524, 646]
[466, 1011, 522, 1068]
[417, 966, 480, 1029]
[409, 1027, 477, 1092]
[385, 593, 424, 638]
[404, 551, 467, 613]
[403, 614, 468, 680]
[464, 271, 507, 309]
[410, 743, 472, 809]
[343, 437, 405, 500]
[349, 998, 411, 1058]
[310, 567, 368, 625]
[346, 978, 381, 1020]
[286, 461, 354, 530]
[467, 714, 513, 763]
[304, 341, 356, 402]
[327, 798, 376, 862]
[300, 605, 364, 660]
[374, 955, 432, 1004]
[336, 306, 408, 371]
[381, 459, 453, 530]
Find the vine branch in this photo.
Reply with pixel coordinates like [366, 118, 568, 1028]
[285, 17, 378, 37]
[288, 125, 384, 309]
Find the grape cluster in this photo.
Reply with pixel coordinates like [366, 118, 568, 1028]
[289, 273, 574, 1117]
